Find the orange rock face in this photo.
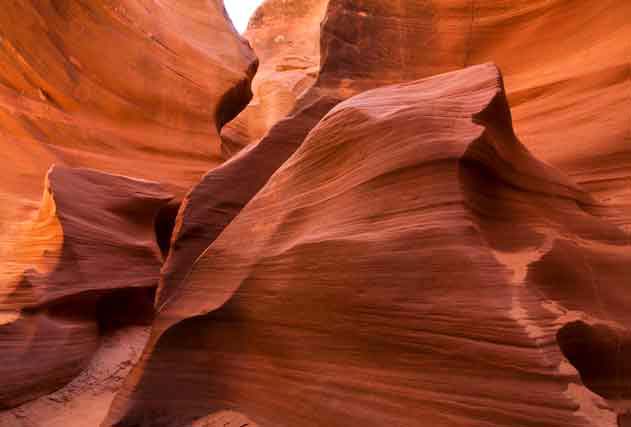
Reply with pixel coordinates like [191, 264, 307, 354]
[1, 166, 173, 309]
[0, 0, 630, 426]
[161, 0, 481, 305]
[0, 0, 256, 417]
[162, 0, 630, 344]
[221, 0, 328, 155]
[463, 0, 631, 230]
[0, 165, 171, 408]
[0, 0, 256, 227]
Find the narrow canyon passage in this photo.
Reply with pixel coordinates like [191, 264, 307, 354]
[0, 1, 630, 426]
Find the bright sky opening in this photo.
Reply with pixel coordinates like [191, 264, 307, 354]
[225, 0, 265, 33]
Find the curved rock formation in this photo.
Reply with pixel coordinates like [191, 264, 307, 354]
[1, 165, 172, 310]
[462, 0, 631, 229]
[0, 325, 150, 427]
[526, 240, 631, 327]
[163, 0, 631, 337]
[557, 321, 631, 402]
[161, 0, 483, 307]
[222, 0, 476, 155]
[224, 0, 631, 221]
[0, 310, 99, 410]
[0, 0, 257, 228]
[0, 165, 172, 408]
[0, 0, 629, 425]
[0, 0, 257, 412]
[221, 0, 328, 155]
[105, 63, 627, 427]
[158, 93, 340, 308]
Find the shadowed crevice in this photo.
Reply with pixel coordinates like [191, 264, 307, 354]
[154, 200, 181, 259]
[557, 321, 631, 401]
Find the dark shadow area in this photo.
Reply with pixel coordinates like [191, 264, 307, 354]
[557, 320, 631, 402]
[97, 287, 156, 332]
[619, 413, 631, 427]
[154, 200, 181, 258]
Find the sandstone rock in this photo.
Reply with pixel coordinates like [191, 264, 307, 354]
[221, 0, 328, 155]
[0, 0, 256, 410]
[0, 325, 150, 427]
[0, 1, 629, 425]
[160, 0, 481, 308]
[1, 166, 172, 309]
[105, 63, 628, 427]
[0, 0, 257, 229]
[225, 0, 631, 226]
[0, 311, 99, 409]
[462, 0, 631, 230]
[557, 321, 631, 402]
[157, 93, 340, 309]
[0, 165, 172, 408]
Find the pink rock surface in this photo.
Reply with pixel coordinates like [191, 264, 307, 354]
[160, 0, 485, 308]
[1, 166, 172, 310]
[0, 165, 172, 408]
[0, 0, 256, 414]
[106, 63, 630, 427]
[0, 311, 99, 410]
[0, 1, 630, 426]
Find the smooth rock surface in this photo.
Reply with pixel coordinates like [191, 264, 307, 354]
[0, 0, 257, 230]
[1, 166, 172, 310]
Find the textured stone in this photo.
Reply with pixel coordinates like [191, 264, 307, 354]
[0, 165, 172, 408]
[106, 63, 630, 427]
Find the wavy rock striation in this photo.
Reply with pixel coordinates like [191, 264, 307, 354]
[171, 0, 631, 305]
[0, 0, 257, 229]
[105, 63, 630, 427]
[0, 165, 172, 408]
[0, 0, 258, 414]
[1, 166, 172, 310]
[160, 0, 486, 308]
[0, 1, 629, 425]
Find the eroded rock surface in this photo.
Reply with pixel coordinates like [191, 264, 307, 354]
[0, 0, 256, 416]
[0, 166, 171, 408]
[557, 321, 631, 402]
[0, 325, 150, 427]
[1, 166, 172, 310]
[106, 63, 631, 427]
[0, 1, 630, 426]
[0, 0, 257, 229]
[161, 0, 486, 306]
[221, 0, 328, 155]
[177, 0, 631, 298]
